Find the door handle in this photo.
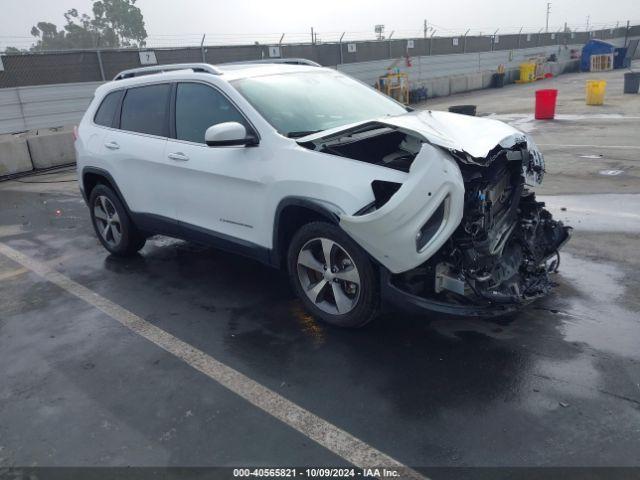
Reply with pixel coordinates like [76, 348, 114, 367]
[168, 152, 189, 161]
[104, 141, 120, 150]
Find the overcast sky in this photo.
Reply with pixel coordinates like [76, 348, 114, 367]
[1, 0, 638, 49]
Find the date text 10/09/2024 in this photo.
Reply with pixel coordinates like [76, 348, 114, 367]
[233, 468, 402, 478]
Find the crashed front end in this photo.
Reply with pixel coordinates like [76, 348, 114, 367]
[302, 111, 571, 316]
[386, 136, 571, 316]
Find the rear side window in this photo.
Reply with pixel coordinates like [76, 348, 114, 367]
[94, 91, 122, 127]
[120, 84, 171, 137]
[175, 83, 249, 144]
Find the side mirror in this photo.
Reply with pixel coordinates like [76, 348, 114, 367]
[205, 122, 258, 147]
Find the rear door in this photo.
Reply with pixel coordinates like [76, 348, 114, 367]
[101, 83, 178, 222]
[165, 81, 267, 245]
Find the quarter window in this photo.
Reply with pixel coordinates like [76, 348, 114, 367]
[175, 83, 248, 144]
[94, 91, 123, 127]
[120, 84, 171, 137]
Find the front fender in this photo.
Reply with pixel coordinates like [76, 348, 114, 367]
[339, 143, 465, 274]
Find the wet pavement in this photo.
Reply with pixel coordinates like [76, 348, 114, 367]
[1, 65, 640, 472]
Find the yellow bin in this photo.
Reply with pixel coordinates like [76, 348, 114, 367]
[518, 63, 536, 83]
[586, 80, 606, 105]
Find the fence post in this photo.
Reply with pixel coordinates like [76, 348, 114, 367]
[339, 32, 345, 65]
[429, 30, 436, 55]
[200, 34, 206, 62]
[517, 27, 523, 49]
[625, 20, 630, 46]
[463, 29, 470, 53]
[96, 50, 106, 81]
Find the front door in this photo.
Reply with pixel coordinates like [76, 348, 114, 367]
[165, 82, 268, 246]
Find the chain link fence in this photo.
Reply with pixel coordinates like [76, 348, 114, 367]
[1, 24, 638, 88]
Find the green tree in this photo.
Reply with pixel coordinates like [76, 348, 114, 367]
[9, 0, 147, 52]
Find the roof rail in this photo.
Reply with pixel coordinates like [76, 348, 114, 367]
[222, 58, 321, 67]
[113, 63, 222, 81]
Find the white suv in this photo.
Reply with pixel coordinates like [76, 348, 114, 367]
[76, 60, 570, 327]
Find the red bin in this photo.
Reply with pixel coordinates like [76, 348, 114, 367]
[535, 89, 558, 120]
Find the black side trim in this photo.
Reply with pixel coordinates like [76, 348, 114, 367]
[131, 212, 271, 266]
[270, 196, 342, 268]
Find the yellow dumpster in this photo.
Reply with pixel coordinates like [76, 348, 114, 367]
[517, 62, 536, 83]
[586, 80, 606, 105]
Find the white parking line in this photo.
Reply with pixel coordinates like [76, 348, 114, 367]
[0, 241, 426, 479]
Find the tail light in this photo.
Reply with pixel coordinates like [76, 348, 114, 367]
[72, 126, 79, 142]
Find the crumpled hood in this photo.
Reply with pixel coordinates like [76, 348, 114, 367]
[297, 110, 527, 160]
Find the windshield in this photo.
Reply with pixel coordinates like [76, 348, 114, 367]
[231, 71, 408, 137]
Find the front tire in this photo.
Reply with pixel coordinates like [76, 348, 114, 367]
[89, 184, 146, 256]
[287, 222, 379, 328]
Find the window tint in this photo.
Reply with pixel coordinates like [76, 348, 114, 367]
[94, 91, 122, 127]
[120, 84, 170, 136]
[175, 83, 248, 144]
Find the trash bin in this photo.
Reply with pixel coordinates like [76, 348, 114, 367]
[519, 63, 537, 83]
[586, 80, 606, 105]
[535, 89, 558, 120]
[624, 72, 640, 94]
[492, 72, 505, 88]
[448, 105, 477, 116]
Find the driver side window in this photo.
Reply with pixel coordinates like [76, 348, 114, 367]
[175, 83, 249, 144]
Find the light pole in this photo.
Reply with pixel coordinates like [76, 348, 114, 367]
[546, 3, 551, 33]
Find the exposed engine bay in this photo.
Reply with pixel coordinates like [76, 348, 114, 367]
[299, 116, 571, 315]
[304, 126, 421, 173]
[392, 140, 572, 313]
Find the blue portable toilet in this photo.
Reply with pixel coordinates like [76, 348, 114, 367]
[580, 39, 616, 71]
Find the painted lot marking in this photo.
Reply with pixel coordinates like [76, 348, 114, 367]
[0, 241, 426, 479]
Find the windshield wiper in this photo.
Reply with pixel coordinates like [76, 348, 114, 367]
[287, 130, 323, 138]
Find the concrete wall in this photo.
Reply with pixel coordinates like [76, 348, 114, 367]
[0, 82, 100, 135]
[337, 43, 584, 87]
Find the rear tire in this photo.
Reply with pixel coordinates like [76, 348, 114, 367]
[89, 184, 146, 256]
[287, 221, 379, 328]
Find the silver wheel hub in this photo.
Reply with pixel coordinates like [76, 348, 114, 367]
[93, 195, 122, 247]
[296, 237, 361, 315]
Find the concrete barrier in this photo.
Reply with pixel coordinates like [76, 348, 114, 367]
[482, 71, 494, 89]
[26, 129, 75, 169]
[0, 137, 34, 176]
[450, 75, 468, 94]
[467, 73, 484, 91]
[425, 77, 451, 98]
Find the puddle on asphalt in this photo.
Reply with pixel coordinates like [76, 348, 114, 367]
[556, 252, 639, 359]
[540, 194, 640, 233]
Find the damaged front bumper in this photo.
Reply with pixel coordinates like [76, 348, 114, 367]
[376, 139, 571, 317]
[342, 125, 569, 315]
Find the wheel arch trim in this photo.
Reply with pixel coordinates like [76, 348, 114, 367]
[81, 167, 133, 217]
[271, 196, 344, 268]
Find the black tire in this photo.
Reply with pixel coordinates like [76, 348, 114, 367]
[89, 184, 146, 256]
[287, 221, 379, 328]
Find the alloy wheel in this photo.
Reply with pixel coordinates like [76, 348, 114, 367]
[93, 195, 122, 247]
[296, 237, 361, 315]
